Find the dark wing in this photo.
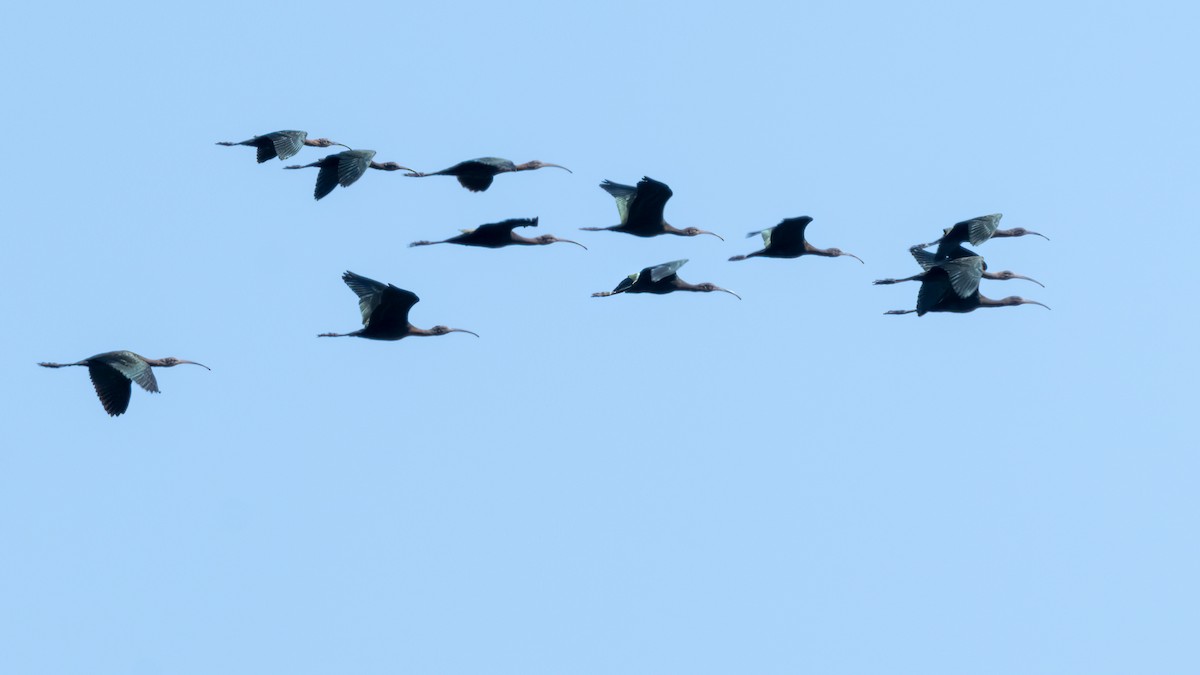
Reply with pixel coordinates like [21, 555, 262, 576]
[342, 271, 391, 324]
[475, 218, 538, 235]
[314, 158, 341, 200]
[268, 130, 308, 161]
[87, 362, 134, 416]
[649, 259, 688, 283]
[434, 159, 507, 192]
[765, 216, 812, 250]
[336, 150, 372, 188]
[938, 256, 985, 298]
[457, 173, 495, 192]
[932, 240, 980, 263]
[624, 177, 672, 232]
[367, 285, 421, 332]
[613, 274, 638, 294]
[599, 180, 638, 224]
[948, 214, 1001, 246]
[916, 267, 956, 316]
[910, 247, 937, 270]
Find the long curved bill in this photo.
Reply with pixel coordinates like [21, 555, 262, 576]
[544, 163, 572, 173]
[449, 328, 481, 337]
[178, 360, 211, 370]
[843, 252, 865, 264]
[1027, 230, 1050, 240]
[1014, 274, 1045, 288]
[333, 143, 352, 150]
[555, 238, 588, 250]
[716, 287, 742, 300]
[701, 230, 725, 241]
[1024, 300, 1051, 310]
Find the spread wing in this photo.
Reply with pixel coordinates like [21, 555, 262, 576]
[341, 271, 418, 326]
[600, 180, 638, 224]
[625, 177, 672, 231]
[916, 268, 956, 316]
[649, 259, 687, 283]
[314, 161, 341, 200]
[909, 247, 937, 270]
[337, 150, 373, 187]
[948, 214, 1002, 246]
[269, 130, 308, 161]
[476, 218, 537, 235]
[938, 256, 985, 298]
[766, 216, 812, 250]
[87, 362, 134, 416]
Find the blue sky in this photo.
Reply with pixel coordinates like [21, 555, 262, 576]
[2, 1, 1197, 673]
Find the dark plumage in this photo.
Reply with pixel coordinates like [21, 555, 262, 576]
[405, 157, 571, 192]
[38, 351, 210, 416]
[581, 177, 723, 239]
[319, 271, 479, 340]
[729, 216, 863, 263]
[409, 217, 586, 250]
[216, 130, 346, 163]
[285, 150, 416, 200]
[592, 259, 740, 299]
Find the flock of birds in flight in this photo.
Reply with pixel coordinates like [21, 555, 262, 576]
[39, 129, 1050, 416]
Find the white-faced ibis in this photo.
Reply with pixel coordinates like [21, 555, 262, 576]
[874, 248, 1044, 291]
[883, 257, 1050, 316]
[409, 217, 587, 250]
[38, 351, 210, 417]
[216, 130, 347, 163]
[912, 213, 1049, 252]
[285, 150, 417, 200]
[404, 157, 571, 192]
[580, 177, 724, 240]
[319, 271, 479, 340]
[728, 216, 863, 263]
[592, 259, 740, 299]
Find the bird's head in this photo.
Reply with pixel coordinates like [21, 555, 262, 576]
[431, 325, 481, 337]
[827, 248, 865, 264]
[1001, 296, 1051, 310]
[994, 270, 1045, 286]
[683, 227, 724, 241]
[697, 283, 741, 300]
[538, 234, 588, 249]
[1009, 227, 1049, 240]
[313, 139, 349, 149]
[159, 357, 211, 370]
[520, 160, 572, 173]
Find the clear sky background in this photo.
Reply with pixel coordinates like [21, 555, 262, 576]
[2, 1, 1197, 673]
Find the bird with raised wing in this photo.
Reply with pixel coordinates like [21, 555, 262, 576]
[592, 259, 740, 299]
[319, 271, 479, 340]
[728, 216, 863, 263]
[883, 257, 1050, 316]
[216, 130, 347, 163]
[911, 213, 1049, 252]
[39, 351, 210, 417]
[285, 150, 417, 200]
[581, 177, 724, 240]
[405, 157, 571, 192]
[409, 218, 586, 250]
[874, 248, 1043, 290]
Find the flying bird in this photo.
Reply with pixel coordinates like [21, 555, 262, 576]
[592, 259, 740, 299]
[404, 157, 571, 192]
[285, 150, 417, 200]
[38, 351, 210, 417]
[216, 130, 347, 162]
[875, 247, 1044, 289]
[409, 218, 586, 250]
[883, 257, 1049, 316]
[319, 271, 479, 340]
[911, 213, 1048, 253]
[728, 216, 863, 263]
[581, 177, 724, 239]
